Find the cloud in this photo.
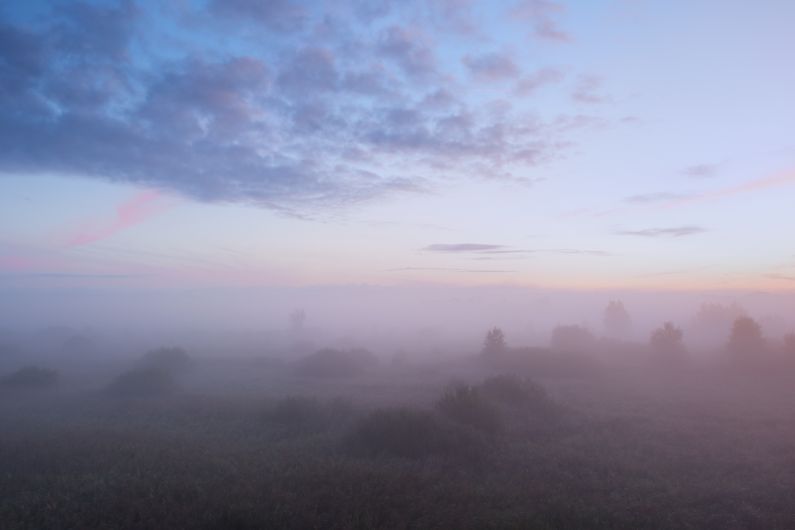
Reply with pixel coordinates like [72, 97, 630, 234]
[377, 25, 437, 80]
[765, 273, 795, 282]
[572, 75, 610, 104]
[0, 272, 147, 279]
[542, 249, 612, 256]
[514, 68, 563, 95]
[422, 244, 611, 257]
[0, 1, 593, 214]
[422, 243, 506, 252]
[511, 0, 570, 42]
[209, 0, 308, 32]
[64, 190, 169, 247]
[386, 267, 516, 273]
[682, 163, 719, 179]
[464, 52, 519, 82]
[0, 255, 38, 271]
[661, 169, 795, 209]
[624, 192, 689, 204]
[616, 226, 707, 238]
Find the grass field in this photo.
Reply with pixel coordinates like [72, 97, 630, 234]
[2, 353, 795, 529]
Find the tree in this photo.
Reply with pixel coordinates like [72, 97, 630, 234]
[140, 346, 193, 375]
[550, 325, 595, 352]
[782, 333, 795, 355]
[1, 366, 58, 388]
[650, 322, 686, 365]
[604, 300, 632, 337]
[289, 309, 307, 333]
[482, 327, 506, 356]
[727, 316, 765, 356]
[693, 302, 745, 331]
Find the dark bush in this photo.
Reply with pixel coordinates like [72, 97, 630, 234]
[139, 346, 193, 375]
[107, 368, 176, 397]
[296, 347, 378, 377]
[436, 383, 502, 434]
[480, 374, 552, 413]
[349, 406, 483, 460]
[1, 366, 58, 388]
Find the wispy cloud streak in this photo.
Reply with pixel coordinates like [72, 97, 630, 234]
[422, 243, 505, 252]
[617, 226, 706, 238]
[662, 170, 795, 209]
[64, 190, 169, 247]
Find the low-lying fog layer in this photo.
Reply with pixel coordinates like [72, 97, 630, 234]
[2, 285, 794, 359]
[2, 287, 795, 528]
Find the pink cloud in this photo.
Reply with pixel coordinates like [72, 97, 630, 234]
[662, 169, 795, 209]
[0, 255, 39, 271]
[64, 190, 169, 247]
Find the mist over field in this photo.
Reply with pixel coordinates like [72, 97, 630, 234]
[2, 0, 795, 528]
[2, 285, 795, 358]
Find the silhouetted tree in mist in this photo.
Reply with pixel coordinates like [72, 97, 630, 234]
[62, 334, 94, 354]
[297, 347, 378, 377]
[107, 368, 176, 397]
[2, 366, 58, 388]
[784, 333, 795, 355]
[550, 325, 595, 352]
[290, 309, 307, 333]
[692, 302, 745, 339]
[604, 300, 632, 337]
[727, 316, 766, 358]
[437, 383, 501, 434]
[140, 346, 193, 375]
[650, 322, 686, 365]
[482, 327, 506, 356]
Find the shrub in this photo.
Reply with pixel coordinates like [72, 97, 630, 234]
[107, 368, 176, 397]
[1, 366, 58, 388]
[139, 346, 194, 375]
[480, 375, 552, 411]
[296, 348, 378, 377]
[349, 407, 483, 460]
[436, 383, 501, 434]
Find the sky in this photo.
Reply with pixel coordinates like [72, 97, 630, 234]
[1, 0, 794, 300]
